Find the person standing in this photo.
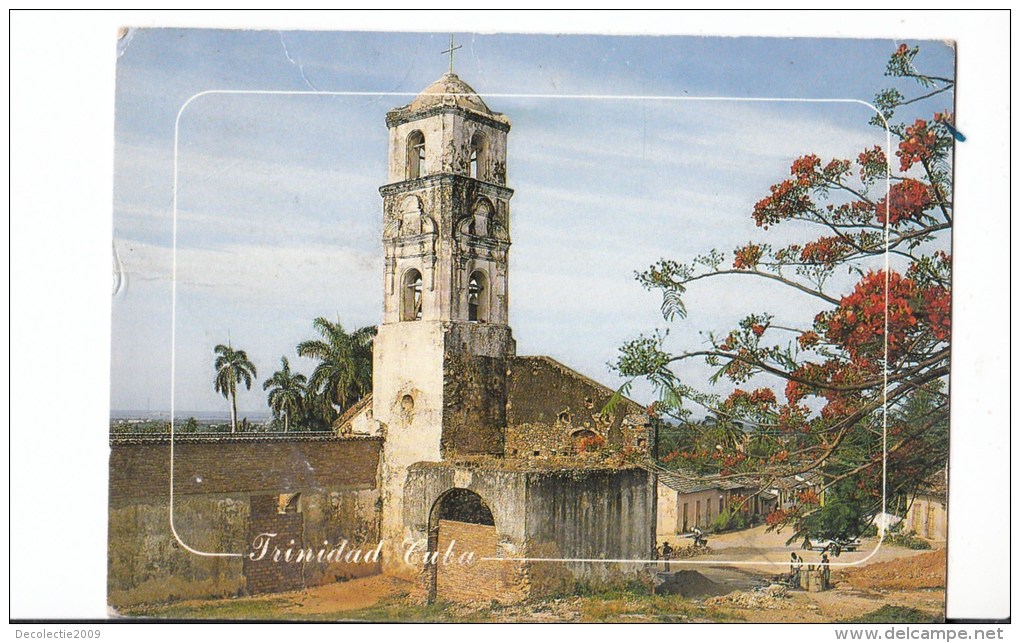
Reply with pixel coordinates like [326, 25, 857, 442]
[820, 552, 830, 589]
[661, 541, 674, 572]
[790, 552, 804, 585]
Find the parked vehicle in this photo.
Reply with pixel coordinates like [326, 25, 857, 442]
[803, 537, 861, 555]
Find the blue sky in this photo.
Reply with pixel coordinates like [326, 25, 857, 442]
[110, 30, 955, 415]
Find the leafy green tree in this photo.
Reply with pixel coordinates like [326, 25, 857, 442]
[213, 343, 257, 434]
[617, 45, 953, 540]
[297, 318, 375, 425]
[262, 356, 308, 432]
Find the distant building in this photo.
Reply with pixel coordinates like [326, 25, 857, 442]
[654, 466, 778, 536]
[904, 469, 948, 546]
[770, 471, 825, 510]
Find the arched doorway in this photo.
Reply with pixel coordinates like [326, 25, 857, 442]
[426, 488, 499, 603]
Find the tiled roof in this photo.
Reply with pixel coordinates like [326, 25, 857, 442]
[333, 394, 373, 431]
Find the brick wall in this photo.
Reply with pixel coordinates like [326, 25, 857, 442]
[109, 436, 381, 503]
[243, 495, 306, 595]
[434, 519, 521, 604]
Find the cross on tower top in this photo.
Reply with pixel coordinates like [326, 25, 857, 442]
[441, 34, 462, 74]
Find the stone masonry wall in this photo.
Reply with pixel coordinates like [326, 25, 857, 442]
[108, 437, 382, 606]
[107, 495, 248, 607]
[524, 467, 655, 595]
[506, 356, 652, 458]
[403, 463, 654, 603]
[442, 352, 507, 456]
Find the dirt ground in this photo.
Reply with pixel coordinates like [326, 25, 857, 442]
[839, 549, 947, 591]
[656, 525, 946, 623]
[123, 526, 946, 622]
[269, 574, 409, 615]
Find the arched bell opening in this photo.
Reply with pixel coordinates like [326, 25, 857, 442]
[467, 270, 489, 323]
[402, 268, 423, 321]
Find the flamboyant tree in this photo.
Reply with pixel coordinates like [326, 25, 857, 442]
[616, 45, 953, 540]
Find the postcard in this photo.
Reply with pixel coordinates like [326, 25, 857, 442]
[109, 29, 955, 623]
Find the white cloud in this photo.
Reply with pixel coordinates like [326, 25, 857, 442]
[116, 238, 380, 304]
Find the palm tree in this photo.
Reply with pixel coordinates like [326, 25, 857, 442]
[263, 356, 307, 432]
[213, 343, 257, 434]
[297, 317, 375, 424]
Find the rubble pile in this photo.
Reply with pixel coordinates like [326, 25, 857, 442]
[705, 584, 789, 610]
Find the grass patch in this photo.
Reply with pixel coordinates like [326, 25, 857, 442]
[839, 604, 943, 624]
[576, 592, 743, 623]
[118, 597, 298, 620]
[337, 598, 494, 623]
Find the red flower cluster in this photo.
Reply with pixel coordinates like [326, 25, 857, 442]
[825, 270, 917, 362]
[726, 387, 777, 407]
[752, 179, 812, 228]
[784, 362, 828, 404]
[800, 236, 852, 266]
[576, 433, 606, 454]
[797, 490, 820, 505]
[777, 404, 809, 432]
[718, 331, 738, 352]
[750, 387, 777, 405]
[875, 179, 933, 226]
[797, 330, 821, 350]
[751, 323, 766, 337]
[791, 154, 821, 185]
[922, 285, 951, 341]
[719, 451, 746, 469]
[733, 243, 764, 270]
[765, 509, 789, 526]
[820, 397, 856, 420]
[785, 379, 807, 405]
[896, 119, 938, 172]
[857, 145, 888, 182]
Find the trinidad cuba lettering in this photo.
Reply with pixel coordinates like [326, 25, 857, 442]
[248, 534, 476, 568]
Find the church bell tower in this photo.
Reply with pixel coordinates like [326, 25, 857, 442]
[374, 63, 515, 570]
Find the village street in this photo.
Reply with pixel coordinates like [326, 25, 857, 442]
[657, 524, 939, 592]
